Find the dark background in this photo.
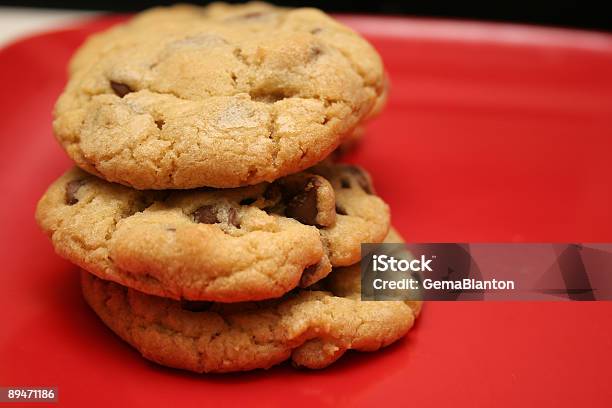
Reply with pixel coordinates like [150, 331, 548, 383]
[0, 1, 610, 31]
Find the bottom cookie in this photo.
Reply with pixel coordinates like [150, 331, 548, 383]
[81, 231, 421, 373]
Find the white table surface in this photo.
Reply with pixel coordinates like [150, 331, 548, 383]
[0, 7, 97, 47]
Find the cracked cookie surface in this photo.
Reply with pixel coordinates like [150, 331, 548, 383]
[36, 163, 389, 302]
[54, 2, 387, 189]
[80, 228, 420, 373]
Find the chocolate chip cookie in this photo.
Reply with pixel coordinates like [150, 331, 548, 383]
[36, 163, 389, 302]
[80, 229, 420, 373]
[54, 2, 387, 189]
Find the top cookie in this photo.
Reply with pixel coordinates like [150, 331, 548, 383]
[54, 2, 387, 189]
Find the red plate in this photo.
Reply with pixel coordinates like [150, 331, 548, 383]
[1, 14, 612, 407]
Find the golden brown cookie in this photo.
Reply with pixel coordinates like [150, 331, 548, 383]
[80, 229, 420, 373]
[36, 163, 389, 302]
[54, 2, 387, 189]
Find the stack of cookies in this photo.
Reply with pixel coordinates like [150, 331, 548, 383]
[36, 2, 421, 373]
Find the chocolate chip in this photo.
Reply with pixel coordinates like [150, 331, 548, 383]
[155, 119, 165, 130]
[241, 11, 264, 19]
[239, 197, 256, 205]
[65, 179, 86, 205]
[284, 177, 321, 226]
[346, 166, 373, 194]
[300, 263, 319, 286]
[180, 300, 212, 312]
[193, 205, 240, 228]
[192, 205, 219, 224]
[335, 205, 348, 215]
[264, 183, 281, 201]
[166, 227, 176, 232]
[227, 207, 240, 228]
[310, 46, 322, 59]
[110, 81, 133, 97]
[310, 28, 322, 34]
[340, 178, 351, 189]
[260, 183, 284, 214]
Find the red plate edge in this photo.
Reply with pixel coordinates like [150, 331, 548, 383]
[0, 14, 611, 408]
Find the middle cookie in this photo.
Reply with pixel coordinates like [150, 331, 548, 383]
[36, 163, 389, 302]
